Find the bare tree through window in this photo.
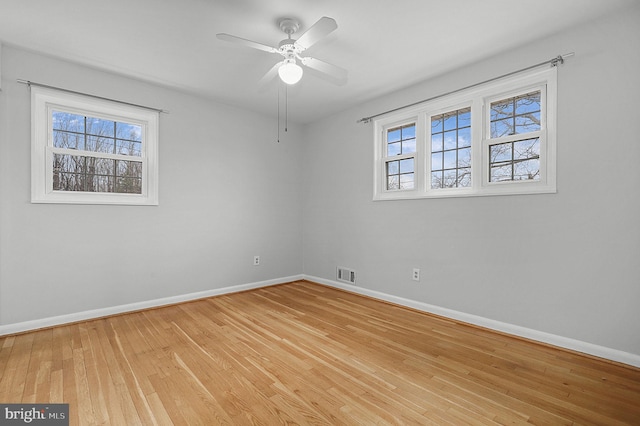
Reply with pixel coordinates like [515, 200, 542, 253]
[489, 92, 541, 182]
[52, 111, 143, 194]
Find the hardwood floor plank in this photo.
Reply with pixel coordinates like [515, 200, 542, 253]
[1, 280, 639, 424]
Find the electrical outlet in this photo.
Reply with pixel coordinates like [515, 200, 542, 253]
[412, 268, 420, 281]
[253, 256, 260, 266]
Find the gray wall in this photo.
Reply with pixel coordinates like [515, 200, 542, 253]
[302, 4, 640, 356]
[0, 46, 303, 325]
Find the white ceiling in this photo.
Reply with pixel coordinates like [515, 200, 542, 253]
[0, 0, 634, 123]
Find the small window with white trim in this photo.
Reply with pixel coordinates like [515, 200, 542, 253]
[373, 66, 556, 200]
[31, 86, 159, 205]
[384, 122, 416, 190]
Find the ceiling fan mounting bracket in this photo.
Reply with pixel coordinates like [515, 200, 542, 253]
[278, 18, 300, 36]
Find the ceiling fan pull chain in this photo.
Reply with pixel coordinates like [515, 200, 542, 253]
[285, 84, 289, 133]
[277, 84, 280, 143]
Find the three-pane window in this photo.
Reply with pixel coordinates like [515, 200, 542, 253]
[373, 67, 556, 200]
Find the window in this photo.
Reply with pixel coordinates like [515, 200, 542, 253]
[373, 66, 556, 200]
[31, 86, 159, 205]
[487, 91, 541, 182]
[385, 123, 416, 190]
[430, 107, 471, 189]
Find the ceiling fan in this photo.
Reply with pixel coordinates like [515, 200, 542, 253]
[217, 16, 347, 86]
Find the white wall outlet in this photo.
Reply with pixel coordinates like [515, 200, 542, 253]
[412, 268, 420, 281]
[253, 256, 260, 266]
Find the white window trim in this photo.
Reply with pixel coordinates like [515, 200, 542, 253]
[373, 66, 557, 200]
[31, 86, 159, 205]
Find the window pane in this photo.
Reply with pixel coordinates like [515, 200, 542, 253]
[515, 112, 541, 134]
[399, 158, 414, 174]
[458, 108, 471, 128]
[95, 175, 114, 193]
[387, 123, 415, 156]
[490, 99, 512, 121]
[443, 130, 457, 150]
[387, 142, 401, 156]
[431, 172, 442, 189]
[431, 152, 443, 171]
[52, 111, 144, 157]
[443, 169, 457, 188]
[53, 130, 83, 150]
[116, 139, 142, 156]
[86, 117, 115, 137]
[431, 116, 442, 134]
[117, 160, 143, 178]
[490, 143, 512, 163]
[387, 176, 399, 190]
[443, 112, 457, 131]
[52, 153, 142, 194]
[458, 126, 471, 148]
[403, 137, 416, 154]
[489, 138, 540, 182]
[514, 159, 540, 181]
[92, 157, 115, 175]
[490, 164, 512, 182]
[431, 133, 443, 152]
[117, 177, 142, 194]
[515, 92, 541, 115]
[399, 174, 414, 189]
[491, 91, 541, 138]
[402, 124, 416, 139]
[514, 138, 540, 160]
[386, 158, 414, 191]
[116, 122, 142, 142]
[443, 150, 456, 169]
[86, 135, 115, 154]
[458, 147, 471, 168]
[491, 119, 513, 138]
[387, 160, 399, 175]
[387, 128, 401, 143]
[52, 111, 84, 133]
[458, 168, 472, 187]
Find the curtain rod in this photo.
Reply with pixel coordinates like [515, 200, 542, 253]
[16, 79, 169, 114]
[357, 52, 574, 124]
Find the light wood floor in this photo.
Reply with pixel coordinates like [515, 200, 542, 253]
[1, 281, 639, 425]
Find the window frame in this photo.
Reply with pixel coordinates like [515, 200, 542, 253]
[31, 86, 159, 205]
[373, 66, 557, 200]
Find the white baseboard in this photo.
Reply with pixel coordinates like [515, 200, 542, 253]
[304, 274, 640, 369]
[0, 275, 303, 336]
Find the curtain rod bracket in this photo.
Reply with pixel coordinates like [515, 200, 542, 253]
[551, 55, 564, 67]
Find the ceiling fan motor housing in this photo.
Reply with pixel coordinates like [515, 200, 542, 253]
[278, 18, 300, 36]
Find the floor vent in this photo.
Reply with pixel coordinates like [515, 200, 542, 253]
[337, 267, 356, 285]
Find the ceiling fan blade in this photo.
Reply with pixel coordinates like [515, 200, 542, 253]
[300, 57, 348, 85]
[295, 17, 337, 50]
[216, 33, 279, 54]
[257, 61, 283, 90]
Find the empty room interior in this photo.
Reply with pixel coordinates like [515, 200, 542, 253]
[1, 0, 639, 424]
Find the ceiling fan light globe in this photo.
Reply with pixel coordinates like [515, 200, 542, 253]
[278, 62, 303, 85]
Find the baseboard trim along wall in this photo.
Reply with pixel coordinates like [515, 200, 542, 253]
[1, 274, 638, 368]
[304, 275, 640, 369]
[0, 275, 304, 337]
